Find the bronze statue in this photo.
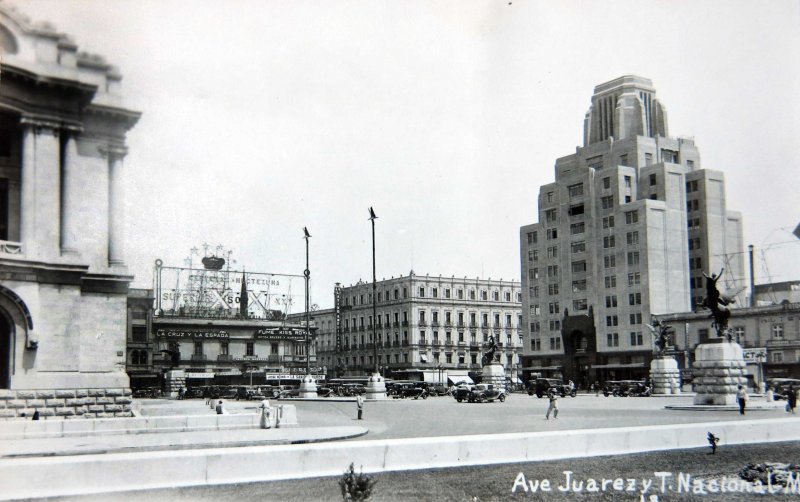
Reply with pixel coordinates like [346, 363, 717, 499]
[481, 335, 499, 366]
[700, 268, 742, 341]
[646, 318, 672, 356]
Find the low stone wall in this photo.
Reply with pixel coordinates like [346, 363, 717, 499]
[0, 388, 133, 420]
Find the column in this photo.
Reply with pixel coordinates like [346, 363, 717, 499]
[60, 130, 80, 257]
[19, 118, 61, 260]
[107, 145, 127, 267]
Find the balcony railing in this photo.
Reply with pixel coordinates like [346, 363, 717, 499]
[0, 240, 23, 255]
[401, 321, 409, 327]
[190, 354, 207, 361]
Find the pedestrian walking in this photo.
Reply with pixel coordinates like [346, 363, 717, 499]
[215, 400, 225, 415]
[545, 387, 559, 420]
[736, 385, 748, 415]
[356, 394, 364, 420]
[787, 385, 797, 414]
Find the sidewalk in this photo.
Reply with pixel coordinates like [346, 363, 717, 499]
[0, 426, 368, 458]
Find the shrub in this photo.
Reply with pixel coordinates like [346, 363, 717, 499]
[339, 462, 376, 501]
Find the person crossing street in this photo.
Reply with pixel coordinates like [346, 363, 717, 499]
[545, 387, 559, 420]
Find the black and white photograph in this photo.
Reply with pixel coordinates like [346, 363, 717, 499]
[0, 0, 799, 500]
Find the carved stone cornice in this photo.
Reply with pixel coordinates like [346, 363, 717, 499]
[98, 143, 129, 160]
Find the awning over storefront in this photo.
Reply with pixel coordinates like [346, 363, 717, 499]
[448, 375, 474, 385]
[591, 363, 646, 369]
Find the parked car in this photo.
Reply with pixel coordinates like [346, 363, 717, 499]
[340, 384, 366, 396]
[185, 387, 204, 399]
[235, 386, 265, 400]
[278, 386, 301, 399]
[769, 378, 800, 400]
[391, 382, 428, 399]
[452, 384, 475, 402]
[528, 378, 575, 398]
[431, 384, 450, 396]
[316, 387, 334, 398]
[469, 384, 506, 403]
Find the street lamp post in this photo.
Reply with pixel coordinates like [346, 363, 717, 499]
[298, 226, 317, 398]
[365, 207, 387, 400]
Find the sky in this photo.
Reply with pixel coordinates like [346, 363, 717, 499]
[7, 0, 800, 310]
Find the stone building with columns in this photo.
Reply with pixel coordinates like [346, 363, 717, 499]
[0, 5, 139, 418]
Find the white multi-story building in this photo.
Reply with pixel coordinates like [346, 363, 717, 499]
[295, 273, 523, 383]
[520, 76, 745, 387]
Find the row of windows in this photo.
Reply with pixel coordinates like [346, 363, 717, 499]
[605, 332, 644, 347]
[529, 337, 561, 351]
[345, 286, 520, 305]
[418, 310, 521, 327]
[605, 312, 643, 326]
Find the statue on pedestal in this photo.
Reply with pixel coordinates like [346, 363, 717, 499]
[646, 318, 673, 357]
[481, 335, 499, 366]
[700, 268, 744, 341]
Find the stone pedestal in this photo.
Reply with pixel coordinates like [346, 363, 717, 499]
[298, 374, 318, 399]
[482, 363, 506, 390]
[692, 341, 747, 405]
[365, 373, 387, 400]
[165, 370, 185, 399]
[650, 357, 681, 395]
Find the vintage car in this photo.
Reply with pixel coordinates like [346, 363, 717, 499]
[430, 384, 450, 396]
[528, 378, 575, 398]
[452, 384, 475, 402]
[391, 382, 428, 399]
[235, 386, 266, 400]
[340, 383, 366, 396]
[316, 387, 334, 398]
[278, 386, 301, 399]
[469, 383, 505, 403]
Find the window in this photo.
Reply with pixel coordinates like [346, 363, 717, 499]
[545, 209, 557, 223]
[419, 287, 425, 298]
[619, 154, 628, 166]
[529, 286, 539, 298]
[604, 255, 616, 269]
[493, 291, 500, 301]
[570, 222, 585, 235]
[601, 195, 614, 209]
[644, 153, 653, 165]
[573, 299, 588, 311]
[571, 241, 585, 253]
[403, 287, 408, 298]
[605, 295, 617, 308]
[470, 312, 476, 325]
[587, 156, 603, 169]
[530, 304, 540, 315]
[194, 342, 203, 355]
[547, 228, 558, 240]
[627, 272, 641, 285]
[549, 319, 561, 331]
[394, 289, 399, 299]
[481, 290, 488, 300]
[269, 342, 277, 355]
[629, 312, 642, 325]
[627, 251, 640, 266]
[628, 292, 642, 305]
[506, 314, 512, 326]
[624, 176, 632, 188]
[220, 342, 230, 355]
[630, 332, 643, 346]
[567, 204, 585, 219]
[504, 291, 511, 302]
[686, 180, 699, 193]
[432, 287, 438, 298]
[528, 249, 537, 262]
[131, 326, 147, 343]
[649, 173, 657, 186]
[527, 231, 538, 244]
[603, 235, 615, 248]
[603, 177, 611, 189]
[568, 183, 584, 198]
[530, 321, 541, 333]
[529, 266, 539, 279]
[550, 337, 561, 350]
[606, 315, 618, 327]
[432, 311, 439, 324]
[602, 216, 615, 228]
[626, 231, 639, 245]
[548, 283, 559, 295]
[772, 324, 784, 339]
[531, 338, 541, 351]
[772, 352, 783, 363]
[687, 159, 695, 169]
[548, 302, 560, 314]
[625, 195, 632, 203]
[377, 292, 382, 302]
[572, 280, 587, 292]
[571, 260, 586, 273]
[457, 289, 464, 299]
[661, 149, 678, 163]
[547, 191, 554, 202]
[607, 333, 619, 347]
[604, 276, 616, 288]
[445, 288, 451, 299]
[419, 311, 426, 323]
[547, 265, 559, 278]
[547, 245, 559, 258]
[469, 290, 476, 300]
[733, 326, 745, 344]
[246, 342, 255, 356]
[625, 210, 638, 224]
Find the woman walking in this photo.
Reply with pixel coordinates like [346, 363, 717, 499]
[545, 387, 559, 420]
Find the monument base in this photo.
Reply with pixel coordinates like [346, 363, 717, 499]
[482, 363, 506, 390]
[365, 373, 387, 400]
[165, 370, 186, 399]
[650, 357, 681, 395]
[692, 341, 747, 406]
[298, 374, 318, 399]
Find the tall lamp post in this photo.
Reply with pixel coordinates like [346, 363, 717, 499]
[298, 226, 318, 398]
[366, 207, 387, 400]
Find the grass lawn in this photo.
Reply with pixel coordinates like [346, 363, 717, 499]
[67, 441, 800, 502]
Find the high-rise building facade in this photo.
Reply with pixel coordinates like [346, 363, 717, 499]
[520, 76, 745, 387]
[294, 273, 523, 382]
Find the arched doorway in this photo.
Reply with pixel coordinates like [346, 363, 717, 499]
[0, 310, 11, 388]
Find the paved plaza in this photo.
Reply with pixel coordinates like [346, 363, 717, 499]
[140, 392, 786, 442]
